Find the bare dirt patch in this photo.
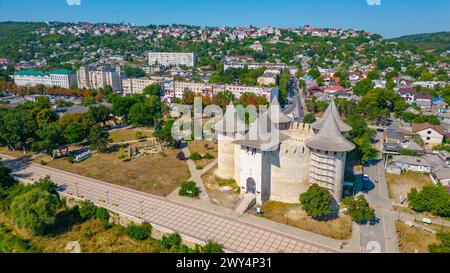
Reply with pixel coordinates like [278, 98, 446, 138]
[202, 167, 240, 208]
[255, 201, 353, 240]
[396, 221, 438, 253]
[41, 147, 190, 196]
[386, 172, 433, 200]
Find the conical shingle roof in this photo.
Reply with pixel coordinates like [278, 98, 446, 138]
[233, 111, 289, 151]
[267, 96, 292, 124]
[305, 113, 355, 152]
[214, 102, 247, 133]
[311, 100, 352, 132]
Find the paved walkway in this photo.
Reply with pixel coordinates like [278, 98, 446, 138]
[172, 146, 212, 201]
[1, 154, 338, 253]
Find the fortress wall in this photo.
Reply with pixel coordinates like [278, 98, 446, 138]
[270, 144, 311, 204]
[216, 133, 236, 179]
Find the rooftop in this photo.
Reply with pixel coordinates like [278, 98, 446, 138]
[305, 111, 355, 152]
[311, 100, 352, 133]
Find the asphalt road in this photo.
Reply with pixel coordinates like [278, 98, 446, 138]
[360, 132, 399, 253]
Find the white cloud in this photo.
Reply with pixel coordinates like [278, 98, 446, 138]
[367, 0, 381, 6]
[66, 0, 81, 6]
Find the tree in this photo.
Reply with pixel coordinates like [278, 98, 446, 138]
[142, 83, 162, 97]
[124, 66, 145, 78]
[0, 109, 37, 151]
[155, 119, 178, 147]
[89, 105, 111, 125]
[128, 102, 153, 126]
[0, 164, 16, 198]
[407, 184, 450, 217]
[63, 122, 86, 144]
[299, 184, 333, 218]
[87, 125, 109, 152]
[212, 91, 235, 108]
[36, 109, 58, 128]
[341, 196, 376, 224]
[35, 123, 66, 155]
[10, 187, 59, 235]
[303, 113, 316, 124]
[308, 69, 321, 79]
[353, 79, 374, 96]
[428, 232, 450, 253]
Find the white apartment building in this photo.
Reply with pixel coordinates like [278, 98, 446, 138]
[257, 73, 278, 86]
[163, 81, 277, 102]
[122, 78, 158, 95]
[77, 66, 122, 92]
[224, 61, 287, 71]
[148, 52, 197, 67]
[14, 69, 77, 88]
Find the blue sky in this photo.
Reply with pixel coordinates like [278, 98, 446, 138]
[0, 0, 449, 38]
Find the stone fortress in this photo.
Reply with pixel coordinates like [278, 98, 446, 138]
[214, 97, 355, 209]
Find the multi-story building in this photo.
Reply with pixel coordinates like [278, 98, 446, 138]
[122, 78, 158, 95]
[148, 52, 197, 67]
[76, 66, 122, 92]
[14, 69, 77, 88]
[162, 81, 278, 102]
[224, 61, 287, 71]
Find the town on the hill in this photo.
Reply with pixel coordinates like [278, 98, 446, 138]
[0, 21, 449, 254]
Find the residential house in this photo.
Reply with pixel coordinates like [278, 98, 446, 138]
[412, 123, 446, 146]
[392, 155, 433, 173]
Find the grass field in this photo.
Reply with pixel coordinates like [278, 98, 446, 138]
[108, 128, 153, 143]
[255, 201, 353, 240]
[187, 140, 217, 169]
[39, 147, 190, 197]
[386, 172, 433, 200]
[396, 221, 438, 253]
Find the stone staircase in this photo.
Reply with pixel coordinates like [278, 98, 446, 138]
[233, 193, 256, 216]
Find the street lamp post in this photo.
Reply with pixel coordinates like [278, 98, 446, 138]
[75, 182, 79, 196]
[105, 190, 109, 204]
[139, 200, 144, 215]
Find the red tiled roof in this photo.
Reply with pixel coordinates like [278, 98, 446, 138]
[412, 123, 446, 135]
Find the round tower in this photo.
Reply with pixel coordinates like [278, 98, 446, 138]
[305, 110, 355, 202]
[214, 103, 247, 179]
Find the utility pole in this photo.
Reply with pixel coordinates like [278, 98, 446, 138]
[75, 182, 79, 196]
[105, 190, 110, 204]
[139, 200, 144, 215]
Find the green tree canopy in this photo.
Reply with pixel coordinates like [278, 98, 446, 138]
[300, 184, 333, 219]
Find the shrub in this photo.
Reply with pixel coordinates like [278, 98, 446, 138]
[118, 147, 125, 160]
[160, 233, 182, 250]
[428, 232, 450, 253]
[135, 131, 143, 140]
[125, 223, 152, 240]
[204, 153, 214, 160]
[176, 151, 185, 160]
[96, 207, 110, 226]
[79, 201, 98, 221]
[189, 152, 203, 161]
[179, 181, 199, 198]
[0, 225, 37, 253]
[202, 240, 224, 253]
